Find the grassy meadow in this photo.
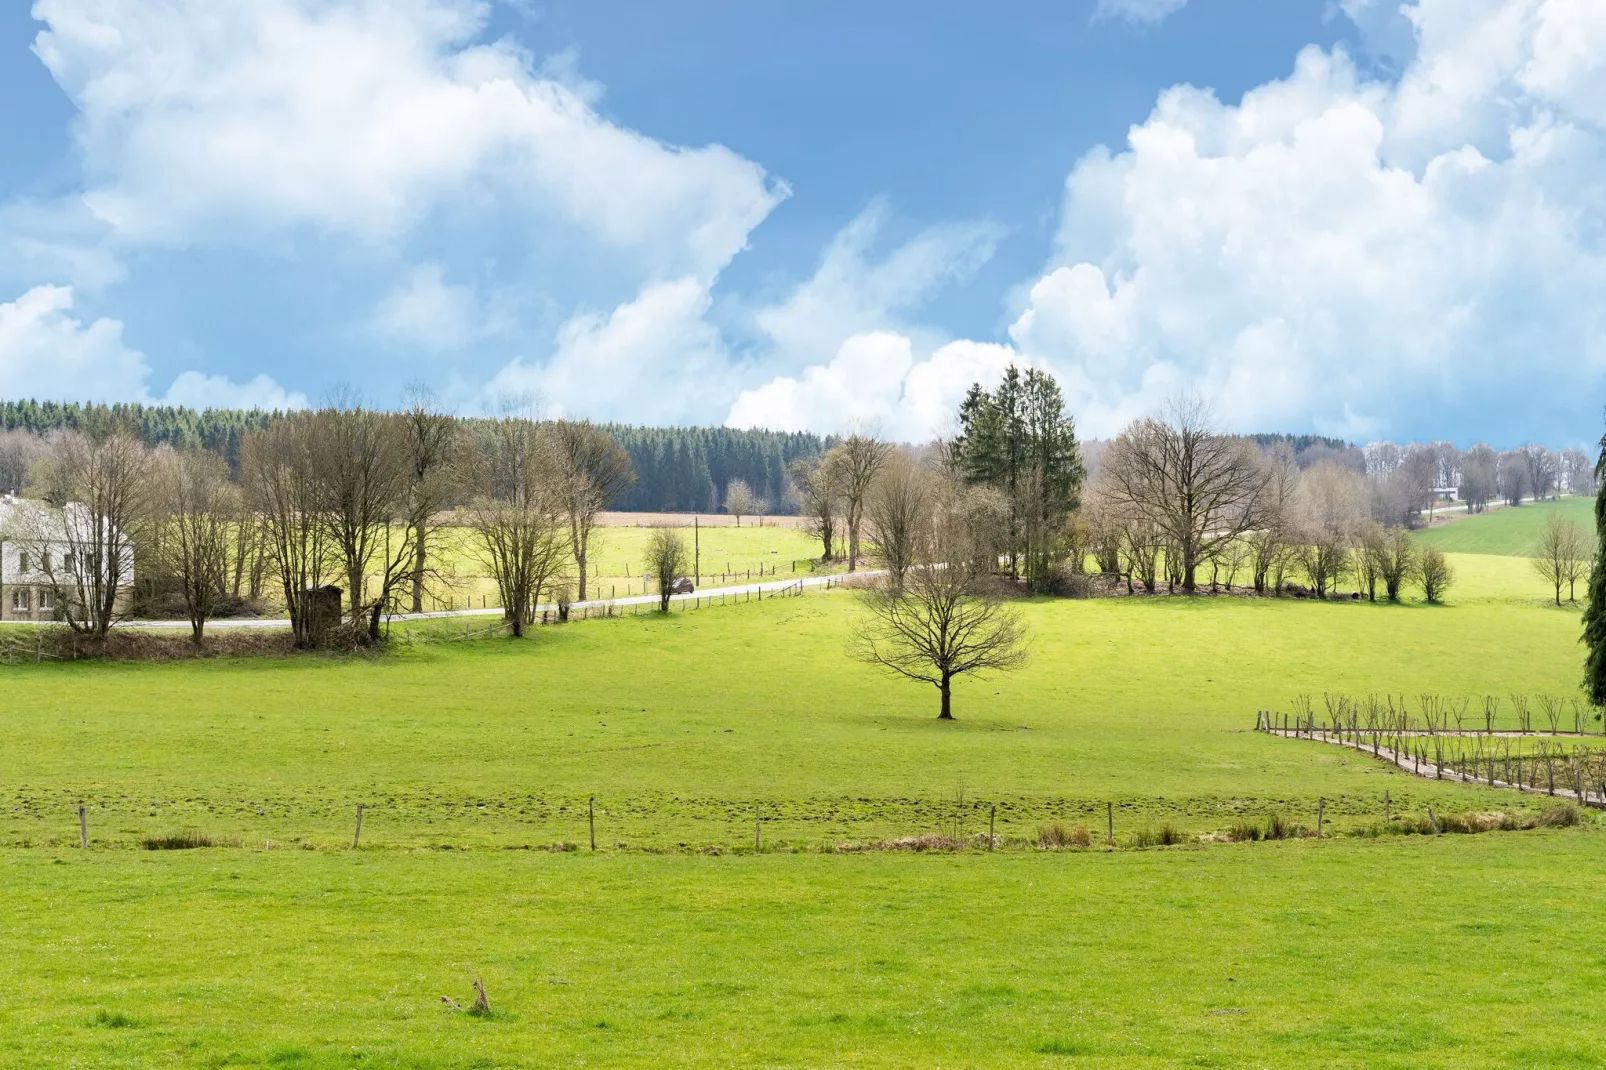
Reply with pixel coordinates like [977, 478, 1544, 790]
[1, 501, 1602, 1066]
[1415, 495, 1594, 556]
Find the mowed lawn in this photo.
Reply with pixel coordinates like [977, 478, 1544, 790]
[1, 525, 1601, 1066]
[1416, 495, 1594, 556]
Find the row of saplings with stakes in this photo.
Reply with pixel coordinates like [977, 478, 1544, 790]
[1258, 692, 1606, 806]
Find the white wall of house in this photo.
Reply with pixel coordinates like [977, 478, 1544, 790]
[0, 496, 135, 623]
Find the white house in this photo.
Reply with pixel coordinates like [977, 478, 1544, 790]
[0, 493, 136, 623]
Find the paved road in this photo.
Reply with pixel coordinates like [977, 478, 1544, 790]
[14, 570, 880, 631]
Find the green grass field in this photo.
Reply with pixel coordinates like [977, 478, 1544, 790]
[2, 506, 1602, 1066]
[397, 520, 830, 612]
[1415, 496, 1594, 556]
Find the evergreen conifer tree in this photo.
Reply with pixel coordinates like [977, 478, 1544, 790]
[1582, 431, 1606, 708]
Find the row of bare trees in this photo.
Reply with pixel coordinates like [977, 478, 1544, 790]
[1082, 400, 1459, 602]
[1, 402, 635, 645]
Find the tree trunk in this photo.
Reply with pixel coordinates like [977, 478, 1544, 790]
[410, 526, 426, 614]
[576, 539, 588, 601]
[938, 675, 953, 720]
[368, 602, 383, 642]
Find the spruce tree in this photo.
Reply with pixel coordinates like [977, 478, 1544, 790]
[1584, 431, 1606, 709]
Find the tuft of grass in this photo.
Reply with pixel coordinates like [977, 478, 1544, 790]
[1128, 823, 1188, 848]
[1037, 822, 1093, 849]
[1226, 819, 1262, 842]
[1537, 803, 1581, 828]
[141, 830, 240, 851]
[1263, 814, 1310, 841]
[1035, 1038, 1096, 1056]
[89, 1010, 137, 1029]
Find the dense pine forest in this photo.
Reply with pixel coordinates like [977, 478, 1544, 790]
[0, 400, 826, 514]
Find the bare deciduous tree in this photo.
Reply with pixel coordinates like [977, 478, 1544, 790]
[151, 447, 237, 644]
[724, 479, 757, 528]
[1459, 443, 1498, 513]
[11, 431, 148, 639]
[1291, 461, 1365, 597]
[851, 483, 1027, 719]
[1532, 510, 1591, 604]
[552, 420, 633, 601]
[646, 527, 687, 612]
[244, 416, 332, 648]
[1099, 398, 1268, 594]
[864, 451, 931, 591]
[1420, 546, 1454, 604]
[401, 388, 461, 613]
[833, 432, 892, 572]
[1247, 444, 1298, 595]
[789, 455, 840, 560]
[0, 429, 47, 496]
[311, 406, 412, 640]
[1376, 526, 1418, 603]
[464, 416, 570, 637]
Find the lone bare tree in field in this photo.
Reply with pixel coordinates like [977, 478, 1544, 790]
[552, 420, 634, 600]
[852, 484, 1026, 719]
[646, 527, 687, 612]
[465, 415, 570, 638]
[1100, 398, 1268, 594]
[1532, 511, 1591, 604]
[834, 432, 892, 572]
[789, 454, 840, 560]
[151, 446, 237, 644]
[723, 479, 757, 528]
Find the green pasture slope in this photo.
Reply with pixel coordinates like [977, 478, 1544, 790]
[1, 552, 1602, 1066]
[1416, 495, 1594, 556]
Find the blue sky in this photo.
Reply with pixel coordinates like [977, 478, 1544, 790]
[0, 0, 1602, 446]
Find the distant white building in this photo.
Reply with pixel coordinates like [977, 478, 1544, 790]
[0, 493, 136, 623]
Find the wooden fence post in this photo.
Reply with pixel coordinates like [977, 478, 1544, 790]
[1316, 798, 1325, 838]
[589, 797, 596, 851]
[1106, 802, 1114, 847]
[353, 804, 364, 848]
[78, 804, 87, 849]
[989, 805, 996, 850]
[1384, 791, 1391, 824]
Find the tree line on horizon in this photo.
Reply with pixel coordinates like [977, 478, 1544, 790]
[0, 400, 823, 516]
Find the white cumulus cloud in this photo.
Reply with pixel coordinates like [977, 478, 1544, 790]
[1011, 0, 1606, 441]
[487, 277, 733, 424]
[30, 0, 785, 280]
[0, 285, 304, 410]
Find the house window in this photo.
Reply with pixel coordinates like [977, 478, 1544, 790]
[37, 588, 54, 612]
[17, 551, 29, 573]
[40, 550, 51, 573]
[11, 588, 29, 613]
